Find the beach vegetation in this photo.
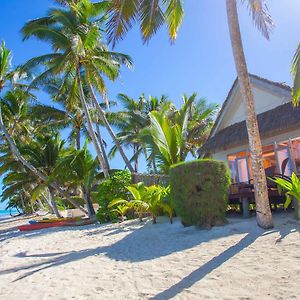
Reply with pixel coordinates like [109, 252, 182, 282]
[108, 182, 173, 224]
[270, 173, 300, 219]
[96, 170, 131, 223]
[170, 159, 231, 228]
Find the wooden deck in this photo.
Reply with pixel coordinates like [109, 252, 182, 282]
[228, 182, 285, 218]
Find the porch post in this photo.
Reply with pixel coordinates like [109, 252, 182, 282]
[242, 197, 250, 218]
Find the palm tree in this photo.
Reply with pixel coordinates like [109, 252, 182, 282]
[54, 144, 100, 217]
[175, 94, 217, 158]
[291, 44, 300, 105]
[226, 0, 273, 228]
[0, 43, 88, 215]
[26, 135, 67, 217]
[108, 93, 172, 172]
[106, 0, 273, 228]
[140, 94, 217, 173]
[21, 0, 134, 174]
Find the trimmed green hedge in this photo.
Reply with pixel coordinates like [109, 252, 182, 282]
[169, 159, 231, 228]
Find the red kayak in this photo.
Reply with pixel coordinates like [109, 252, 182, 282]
[18, 218, 96, 231]
[18, 221, 69, 231]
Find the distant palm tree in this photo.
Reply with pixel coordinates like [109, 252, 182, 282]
[141, 94, 217, 173]
[108, 93, 172, 172]
[106, 0, 273, 228]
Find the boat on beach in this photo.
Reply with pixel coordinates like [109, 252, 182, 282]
[18, 218, 96, 231]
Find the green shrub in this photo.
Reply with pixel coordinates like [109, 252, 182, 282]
[169, 159, 230, 228]
[96, 170, 131, 223]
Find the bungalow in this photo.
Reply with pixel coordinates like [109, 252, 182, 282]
[205, 74, 300, 185]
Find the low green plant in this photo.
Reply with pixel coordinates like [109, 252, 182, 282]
[270, 173, 300, 207]
[160, 186, 174, 223]
[96, 170, 131, 223]
[108, 182, 173, 223]
[270, 173, 300, 219]
[170, 159, 231, 228]
[108, 197, 148, 222]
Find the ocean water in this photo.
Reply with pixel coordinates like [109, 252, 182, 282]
[0, 209, 18, 219]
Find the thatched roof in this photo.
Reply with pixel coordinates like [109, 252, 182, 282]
[204, 102, 300, 152]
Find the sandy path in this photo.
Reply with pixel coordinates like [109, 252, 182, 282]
[0, 214, 299, 300]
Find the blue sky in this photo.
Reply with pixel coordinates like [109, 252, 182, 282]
[0, 0, 299, 209]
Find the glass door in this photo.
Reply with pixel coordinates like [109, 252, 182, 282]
[236, 157, 250, 183]
[275, 145, 293, 176]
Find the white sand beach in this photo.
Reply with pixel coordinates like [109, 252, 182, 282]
[0, 214, 299, 300]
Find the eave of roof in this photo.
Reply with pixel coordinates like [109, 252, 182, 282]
[204, 102, 300, 152]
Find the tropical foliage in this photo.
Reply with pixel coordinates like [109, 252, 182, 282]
[0, 0, 281, 230]
[270, 173, 300, 208]
[108, 182, 173, 224]
[291, 44, 300, 105]
[96, 170, 132, 223]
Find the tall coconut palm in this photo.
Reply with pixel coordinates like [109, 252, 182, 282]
[0, 43, 88, 214]
[106, 0, 273, 228]
[21, 0, 134, 174]
[226, 0, 273, 228]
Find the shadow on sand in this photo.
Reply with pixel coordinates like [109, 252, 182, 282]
[0, 215, 299, 298]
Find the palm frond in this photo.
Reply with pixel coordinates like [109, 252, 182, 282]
[292, 44, 300, 106]
[106, 0, 140, 47]
[163, 0, 184, 41]
[140, 0, 165, 43]
[242, 0, 273, 39]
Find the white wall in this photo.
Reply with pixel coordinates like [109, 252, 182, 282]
[219, 86, 289, 131]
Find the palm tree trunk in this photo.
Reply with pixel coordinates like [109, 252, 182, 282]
[226, 0, 273, 228]
[86, 81, 135, 173]
[82, 185, 95, 218]
[76, 127, 81, 150]
[37, 198, 45, 210]
[0, 106, 88, 215]
[95, 121, 110, 171]
[48, 187, 61, 218]
[20, 193, 26, 213]
[41, 192, 55, 214]
[134, 143, 139, 172]
[76, 68, 110, 178]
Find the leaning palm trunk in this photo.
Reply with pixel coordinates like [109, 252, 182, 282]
[48, 187, 61, 218]
[41, 191, 55, 214]
[226, 0, 272, 228]
[86, 81, 135, 173]
[82, 185, 95, 218]
[0, 106, 88, 215]
[95, 121, 110, 171]
[77, 68, 110, 178]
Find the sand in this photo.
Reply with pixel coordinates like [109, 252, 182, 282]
[0, 213, 299, 300]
